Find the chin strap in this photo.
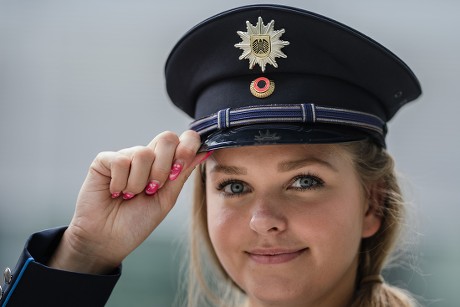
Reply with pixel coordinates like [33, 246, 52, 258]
[190, 103, 386, 137]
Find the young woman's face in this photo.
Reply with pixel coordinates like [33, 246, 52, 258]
[205, 144, 381, 307]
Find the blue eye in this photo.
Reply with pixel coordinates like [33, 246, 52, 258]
[290, 175, 323, 190]
[217, 180, 249, 196]
[227, 182, 245, 194]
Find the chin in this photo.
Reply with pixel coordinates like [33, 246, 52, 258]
[243, 279, 312, 307]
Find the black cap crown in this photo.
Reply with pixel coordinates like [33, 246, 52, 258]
[165, 4, 421, 150]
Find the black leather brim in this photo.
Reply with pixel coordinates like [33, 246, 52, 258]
[198, 123, 377, 152]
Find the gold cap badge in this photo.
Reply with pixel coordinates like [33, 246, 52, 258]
[235, 17, 290, 72]
[250, 77, 275, 98]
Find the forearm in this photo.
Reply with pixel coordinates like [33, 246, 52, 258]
[0, 227, 120, 307]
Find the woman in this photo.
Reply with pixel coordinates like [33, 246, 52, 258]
[0, 4, 421, 306]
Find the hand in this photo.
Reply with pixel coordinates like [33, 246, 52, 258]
[48, 130, 209, 274]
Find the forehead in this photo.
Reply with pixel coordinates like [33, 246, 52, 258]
[209, 143, 353, 166]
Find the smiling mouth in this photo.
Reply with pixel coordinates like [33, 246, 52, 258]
[246, 248, 308, 264]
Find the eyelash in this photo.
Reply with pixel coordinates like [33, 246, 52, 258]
[288, 173, 325, 191]
[216, 179, 251, 198]
[215, 173, 325, 198]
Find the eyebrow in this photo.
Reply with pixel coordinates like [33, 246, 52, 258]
[278, 157, 338, 173]
[210, 164, 247, 175]
[278, 157, 338, 172]
[209, 157, 337, 175]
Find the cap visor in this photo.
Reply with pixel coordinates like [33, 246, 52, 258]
[198, 123, 373, 152]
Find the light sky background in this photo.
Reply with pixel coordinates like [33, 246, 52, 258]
[1, 0, 459, 305]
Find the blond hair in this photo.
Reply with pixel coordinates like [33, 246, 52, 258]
[183, 140, 418, 307]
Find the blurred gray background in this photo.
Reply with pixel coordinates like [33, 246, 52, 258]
[0, 0, 459, 306]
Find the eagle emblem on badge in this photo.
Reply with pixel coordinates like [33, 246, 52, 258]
[235, 17, 290, 72]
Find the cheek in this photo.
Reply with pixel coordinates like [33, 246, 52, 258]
[206, 193, 252, 285]
[206, 192, 246, 258]
[207, 193, 234, 232]
[306, 191, 366, 263]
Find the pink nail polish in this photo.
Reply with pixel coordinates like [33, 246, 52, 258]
[145, 181, 160, 195]
[199, 150, 214, 163]
[123, 192, 135, 200]
[169, 162, 183, 181]
[111, 192, 121, 198]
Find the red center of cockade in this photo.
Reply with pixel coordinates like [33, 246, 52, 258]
[253, 77, 270, 92]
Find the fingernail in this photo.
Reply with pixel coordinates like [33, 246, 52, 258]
[199, 150, 214, 163]
[111, 192, 121, 198]
[169, 162, 183, 181]
[145, 180, 160, 195]
[123, 192, 135, 200]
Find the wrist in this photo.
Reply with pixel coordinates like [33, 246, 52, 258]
[47, 228, 119, 275]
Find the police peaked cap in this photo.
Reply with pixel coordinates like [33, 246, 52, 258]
[165, 4, 422, 150]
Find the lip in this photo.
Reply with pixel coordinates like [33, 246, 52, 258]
[246, 248, 308, 264]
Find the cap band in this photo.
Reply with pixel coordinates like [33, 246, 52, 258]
[190, 103, 386, 137]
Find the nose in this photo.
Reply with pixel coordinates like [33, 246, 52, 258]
[249, 200, 287, 234]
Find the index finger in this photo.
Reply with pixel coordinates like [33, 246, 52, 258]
[169, 130, 202, 179]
